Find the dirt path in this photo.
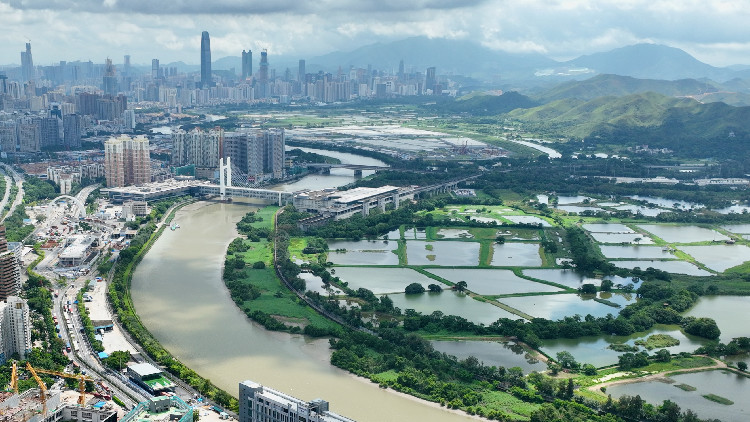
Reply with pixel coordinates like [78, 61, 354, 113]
[587, 357, 732, 394]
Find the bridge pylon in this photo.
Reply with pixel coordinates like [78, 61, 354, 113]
[219, 157, 232, 200]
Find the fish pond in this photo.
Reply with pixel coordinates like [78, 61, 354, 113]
[431, 340, 547, 373]
[424, 268, 562, 295]
[406, 240, 481, 266]
[388, 291, 518, 325]
[333, 267, 446, 295]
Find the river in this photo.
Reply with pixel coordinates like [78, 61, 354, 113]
[131, 149, 476, 421]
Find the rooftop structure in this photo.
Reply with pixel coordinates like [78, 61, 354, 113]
[239, 380, 355, 422]
[293, 185, 409, 219]
[126, 363, 175, 394]
[58, 235, 96, 267]
[121, 396, 192, 422]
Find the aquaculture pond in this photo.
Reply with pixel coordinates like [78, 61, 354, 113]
[540, 325, 709, 367]
[490, 243, 543, 267]
[332, 267, 445, 295]
[722, 224, 750, 234]
[431, 340, 547, 373]
[637, 225, 730, 243]
[436, 229, 474, 239]
[606, 370, 750, 422]
[599, 246, 675, 259]
[424, 268, 563, 295]
[613, 205, 670, 217]
[498, 293, 632, 321]
[582, 223, 635, 233]
[503, 215, 551, 226]
[589, 232, 654, 244]
[685, 296, 750, 343]
[388, 291, 518, 325]
[406, 240, 481, 266]
[556, 205, 605, 214]
[300, 273, 343, 296]
[612, 260, 713, 276]
[678, 244, 750, 272]
[522, 269, 603, 289]
[326, 239, 399, 265]
[627, 195, 704, 210]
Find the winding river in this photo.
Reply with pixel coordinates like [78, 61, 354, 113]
[131, 149, 476, 421]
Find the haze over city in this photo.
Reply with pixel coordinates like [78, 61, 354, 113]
[2, 0, 750, 66]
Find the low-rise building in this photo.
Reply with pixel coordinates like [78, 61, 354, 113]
[58, 235, 96, 267]
[239, 380, 355, 422]
[126, 363, 175, 395]
[120, 396, 191, 422]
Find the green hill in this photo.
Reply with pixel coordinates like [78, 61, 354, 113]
[537, 74, 717, 102]
[506, 92, 750, 158]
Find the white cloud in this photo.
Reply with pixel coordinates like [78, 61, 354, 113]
[1, 0, 749, 67]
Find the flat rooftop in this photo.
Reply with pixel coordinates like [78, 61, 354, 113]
[128, 362, 162, 378]
[330, 186, 400, 204]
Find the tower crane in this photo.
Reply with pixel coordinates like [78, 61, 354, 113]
[32, 367, 94, 406]
[10, 361, 18, 394]
[25, 363, 49, 417]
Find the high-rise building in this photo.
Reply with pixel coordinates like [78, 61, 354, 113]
[123, 55, 131, 77]
[102, 58, 117, 96]
[200, 31, 213, 88]
[239, 380, 354, 422]
[104, 135, 150, 187]
[16, 116, 41, 152]
[425, 66, 437, 94]
[63, 114, 82, 148]
[0, 225, 20, 303]
[241, 50, 253, 80]
[171, 128, 223, 177]
[39, 117, 60, 148]
[1, 296, 32, 362]
[257, 50, 269, 98]
[151, 59, 160, 80]
[223, 128, 284, 181]
[298, 59, 306, 95]
[398, 59, 405, 81]
[20, 43, 34, 82]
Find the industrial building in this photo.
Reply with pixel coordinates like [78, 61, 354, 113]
[121, 396, 192, 422]
[58, 235, 97, 267]
[239, 380, 355, 422]
[126, 363, 175, 395]
[293, 185, 412, 219]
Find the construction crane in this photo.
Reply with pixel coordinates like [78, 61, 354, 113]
[10, 361, 18, 394]
[25, 362, 49, 417]
[32, 367, 93, 406]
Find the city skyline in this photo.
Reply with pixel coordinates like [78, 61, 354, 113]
[1, 1, 749, 67]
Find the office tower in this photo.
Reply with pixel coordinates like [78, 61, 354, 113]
[123, 55, 131, 76]
[152, 59, 160, 80]
[298, 59, 306, 95]
[63, 114, 82, 148]
[425, 66, 436, 94]
[20, 43, 34, 82]
[241, 50, 252, 80]
[102, 58, 117, 96]
[257, 50, 269, 98]
[0, 225, 21, 303]
[104, 135, 150, 187]
[200, 31, 213, 88]
[239, 380, 354, 422]
[1, 296, 32, 362]
[123, 109, 136, 130]
[0, 73, 7, 94]
[398, 59, 405, 81]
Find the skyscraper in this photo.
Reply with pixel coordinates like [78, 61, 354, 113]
[102, 58, 117, 96]
[0, 225, 20, 302]
[200, 31, 213, 88]
[298, 59, 306, 95]
[20, 43, 34, 82]
[151, 59, 160, 80]
[123, 55, 131, 77]
[257, 50, 269, 98]
[241, 50, 253, 80]
[398, 59, 405, 81]
[425, 66, 437, 94]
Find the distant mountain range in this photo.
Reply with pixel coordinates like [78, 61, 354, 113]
[198, 37, 750, 84]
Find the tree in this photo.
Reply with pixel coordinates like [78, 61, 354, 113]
[427, 283, 443, 293]
[455, 281, 468, 292]
[556, 351, 579, 370]
[600, 279, 614, 292]
[102, 350, 131, 370]
[738, 361, 748, 371]
[405, 283, 425, 294]
[579, 283, 597, 295]
[682, 317, 721, 340]
[495, 235, 506, 244]
[582, 363, 597, 375]
[654, 349, 671, 363]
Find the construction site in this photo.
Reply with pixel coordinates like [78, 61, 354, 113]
[0, 362, 119, 422]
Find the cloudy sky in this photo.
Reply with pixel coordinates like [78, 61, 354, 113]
[1, 0, 749, 67]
